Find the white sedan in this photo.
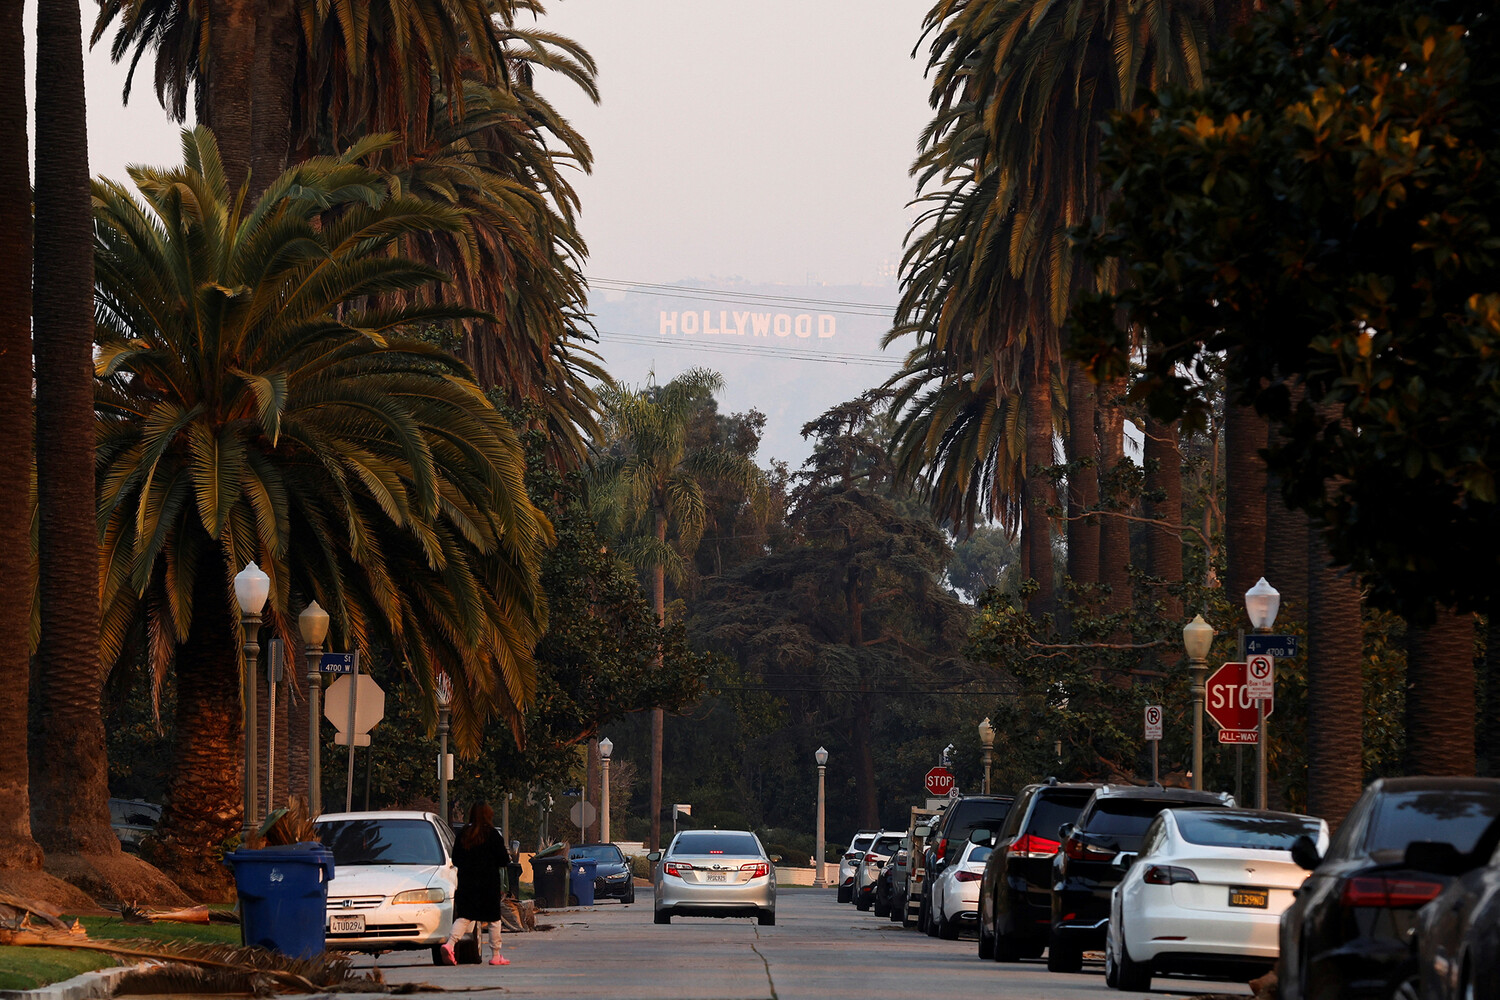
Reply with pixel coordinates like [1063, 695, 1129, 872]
[315, 811, 459, 963]
[1105, 807, 1329, 992]
[931, 840, 991, 939]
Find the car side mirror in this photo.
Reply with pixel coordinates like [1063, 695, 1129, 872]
[1112, 852, 1136, 872]
[1058, 823, 1074, 842]
[1404, 841, 1464, 875]
[932, 856, 947, 872]
[915, 826, 931, 838]
[1290, 835, 1322, 872]
[969, 828, 992, 846]
[770, 854, 782, 864]
[646, 851, 662, 863]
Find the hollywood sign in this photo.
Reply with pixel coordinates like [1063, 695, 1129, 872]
[660, 310, 837, 339]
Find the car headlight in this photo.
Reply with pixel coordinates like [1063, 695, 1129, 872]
[391, 888, 446, 904]
[606, 872, 629, 880]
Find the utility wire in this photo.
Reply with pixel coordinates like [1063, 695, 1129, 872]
[588, 277, 897, 317]
[599, 331, 900, 368]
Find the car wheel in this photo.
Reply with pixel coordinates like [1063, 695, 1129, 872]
[917, 895, 931, 934]
[889, 894, 905, 922]
[874, 890, 890, 918]
[978, 917, 996, 959]
[856, 892, 872, 912]
[926, 903, 941, 937]
[1104, 936, 1119, 989]
[622, 885, 635, 904]
[757, 910, 776, 927]
[654, 909, 671, 925]
[939, 911, 959, 940]
[1114, 938, 1151, 992]
[1046, 928, 1083, 974]
[837, 884, 852, 904]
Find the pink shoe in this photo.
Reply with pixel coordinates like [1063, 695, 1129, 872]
[489, 954, 510, 966]
[440, 942, 456, 965]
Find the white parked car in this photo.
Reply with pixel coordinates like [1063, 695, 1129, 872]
[1105, 807, 1329, 992]
[853, 832, 903, 911]
[315, 811, 459, 963]
[930, 839, 990, 939]
[838, 831, 878, 903]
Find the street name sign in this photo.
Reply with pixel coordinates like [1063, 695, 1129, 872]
[1205, 661, 1274, 743]
[1244, 634, 1300, 658]
[924, 767, 956, 797]
[1246, 655, 1275, 699]
[319, 652, 357, 674]
[1144, 705, 1163, 741]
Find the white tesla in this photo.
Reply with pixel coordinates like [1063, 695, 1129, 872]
[930, 840, 991, 939]
[1105, 807, 1328, 992]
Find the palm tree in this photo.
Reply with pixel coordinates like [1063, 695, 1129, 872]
[591, 369, 766, 850]
[93, 127, 552, 891]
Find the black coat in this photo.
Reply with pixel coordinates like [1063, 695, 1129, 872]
[451, 827, 511, 922]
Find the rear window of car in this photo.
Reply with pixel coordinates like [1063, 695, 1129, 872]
[947, 800, 1013, 842]
[849, 835, 874, 854]
[316, 819, 444, 866]
[870, 836, 902, 856]
[1026, 791, 1095, 839]
[571, 845, 624, 863]
[1175, 813, 1322, 850]
[674, 832, 761, 856]
[1080, 798, 1219, 844]
[1365, 789, 1500, 859]
[965, 845, 993, 865]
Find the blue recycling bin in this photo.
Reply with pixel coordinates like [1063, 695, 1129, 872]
[225, 842, 335, 958]
[569, 857, 597, 906]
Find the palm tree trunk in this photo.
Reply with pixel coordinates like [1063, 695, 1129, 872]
[1224, 402, 1268, 604]
[1305, 529, 1364, 825]
[1406, 607, 1477, 776]
[1065, 365, 1100, 591]
[649, 510, 666, 852]
[147, 547, 241, 899]
[1023, 358, 1057, 616]
[1263, 486, 1309, 626]
[1481, 610, 1500, 777]
[203, 0, 258, 191]
[1143, 416, 1184, 621]
[30, 0, 115, 857]
[0, 0, 40, 875]
[1097, 377, 1132, 615]
[248, 0, 298, 197]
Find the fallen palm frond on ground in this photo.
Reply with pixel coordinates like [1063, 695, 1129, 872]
[110, 902, 238, 925]
[0, 894, 81, 932]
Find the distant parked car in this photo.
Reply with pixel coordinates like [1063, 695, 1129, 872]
[854, 832, 903, 911]
[920, 794, 1014, 933]
[570, 843, 635, 904]
[109, 798, 162, 854]
[1047, 784, 1234, 973]
[838, 831, 878, 903]
[979, 780, 1099, 961]
[649, 829, 777, 926]
[931, 839, 991, 939]
[873, 846, 905, 918]
[1279, 777, 1500, 1000]
[1406, 819, 1500, 1000]
[1104, 808, 1328, 991]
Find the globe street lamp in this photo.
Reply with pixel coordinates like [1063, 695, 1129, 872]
[1183, 614, 1215, 791]
[599, 737, 614, 845]
[235, 561, 271, 840]
[298, 600, 330, 817]
[978, 718, 996, 794]
[1245, 577, 1280, 809]
[813, 747, 829, 888]
[435, 673, 453, 823]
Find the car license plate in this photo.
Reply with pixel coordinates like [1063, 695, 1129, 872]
[329, 913, 366, 934]
[1228, 886, 1269, 909]
[705, 874, 727, 883]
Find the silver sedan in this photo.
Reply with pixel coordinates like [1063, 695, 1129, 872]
[649, 830, 777, 926]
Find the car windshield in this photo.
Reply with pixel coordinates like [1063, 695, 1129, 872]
[1027, 793, 1094, 838]
[1081, 799, 1218, 847]
[1175, 813, 1322, 851]
[571, 845, 624, 863]
[1366, 789, 1500, 859]
[871, 836, 902, 856]
[316, 819, 444, 866]
[673, 832, 761, 857]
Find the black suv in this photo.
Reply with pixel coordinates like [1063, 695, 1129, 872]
[977, 780, 1099, 961]
[919, 793, 1015, 933]
[1047, 784, 1234, 972]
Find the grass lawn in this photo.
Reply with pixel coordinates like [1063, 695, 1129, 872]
[0, 915, 242, 991]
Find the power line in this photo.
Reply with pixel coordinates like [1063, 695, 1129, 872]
[588, 277, 898, 317]
[599, 330, 900, 368]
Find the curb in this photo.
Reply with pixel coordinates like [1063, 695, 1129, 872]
[0, 962, 150, 1000]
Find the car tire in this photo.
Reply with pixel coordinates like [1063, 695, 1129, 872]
[1114, 938, 1151, 992]
[623, 885, 635, 905]
[874, 893, 890, 918]
[939, 912, 959, 940]
[758, 910, 776, 927]
[856, 892, 872, 912]
[837, 884, 852, 904]
[1046, 928, 1083, 974]
[978, 918, 995, 959]
[993, 924, 1021, 962]
[917, 895, 931, 934]
[926, 904, 941, 937]
[654, 909, 671, 925]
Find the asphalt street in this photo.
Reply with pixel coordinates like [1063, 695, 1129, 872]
[347, 888, 1255, 1000]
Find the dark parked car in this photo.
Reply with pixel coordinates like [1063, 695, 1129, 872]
[1406, 815, 1500, 1000]
[978, 780, 1099, 961]
[109, 797, 162, 854]
[1047, 783, 1234, 972]
[1279, 777, 1500, 1000]
[919, 794, 1015, 933]
[570, 843, 635, 903]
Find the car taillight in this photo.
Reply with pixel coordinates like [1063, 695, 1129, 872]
[864, 853, 880, 865]
[1142, 865, 1198, 885]
[844, 852, 860, 862]
[934, 840, 947, 861]
[663, 862, 692, 877]
[1011, 834, 1061, 858]
[1342, 876, 1445, 908]
[955, 871, 983, 883]
[1063, 837, 1116, 862]
[740, 862, 769, 878]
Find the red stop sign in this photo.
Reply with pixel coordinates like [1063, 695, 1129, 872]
[924, 767, 955, 796]
[1205, 661, 1275, 732]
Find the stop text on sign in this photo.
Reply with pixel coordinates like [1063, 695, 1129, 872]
[924, 767, 955, 796]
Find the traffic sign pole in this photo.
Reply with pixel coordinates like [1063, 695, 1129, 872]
[345, 650, 361, 812]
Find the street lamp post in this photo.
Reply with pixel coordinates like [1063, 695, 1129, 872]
[813, 747, 828, 888]
[977, 718, 995, 794]
[435, 673, 453, 823]
[599, 737, 613, 845]
[298, 601, 330, 817]
[1182, 614, 1215, 792]
[1244, 577, 1281, 810]
[235, 562, 271, 840]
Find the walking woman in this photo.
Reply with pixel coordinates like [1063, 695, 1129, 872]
[442, 802, 512, 966]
